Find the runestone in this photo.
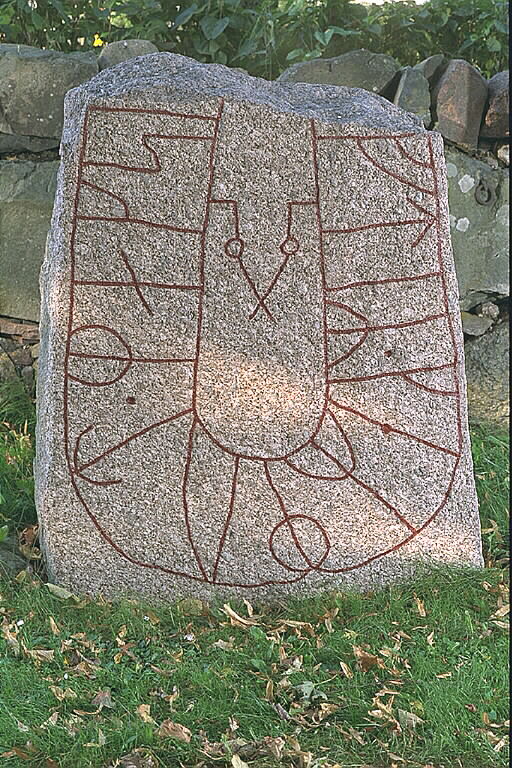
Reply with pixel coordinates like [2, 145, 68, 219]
[36, 54, 483, 600]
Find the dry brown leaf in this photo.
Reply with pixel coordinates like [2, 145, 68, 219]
[46, 583, 77, 601]
[492, 735, 509, 752]
[262, 735, 285, 759]
[413, 595, 427, 617]
[18, 525, 41, 558]
[39, 712, 59, 729]
[213, 638, 234, 651]
[339, 661, 353, 678]
[435, 672, 452, 678]
[177, 598, 207, 616]
[49, 686, 77, 701]
[427, 630, 435, 646]
[149, 665, 174, 677]
[9, 747, 35, 760]
[112, 749, 157, 768]
[231, 755, 249, 768]
[265, 679, 274, 701]
[157, 719, 192, 742]
[136, 704, 156, 724]
[84, 729, 106, 748]
[73, 660, 98, 678]
[335, 724, 365, 745]
[398, 708, 424, 730]
[272, 702, 291, 720]
[48, 617, 60, 636]
[313, 702, 339, 722]
[91, 689, 114, 710]
[23, 647, 55, 664]
[18, 544, 42, 561]
[1, 620, 20, 656]
[353, 645, 386, 672]
[222, 603, 259, 627]
[491, 620, 509, 630]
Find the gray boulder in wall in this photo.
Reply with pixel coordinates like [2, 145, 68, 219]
[464, 321, 509, 427]
[98, 39, 159, 70]
[0, 157, 59, 321]
[0, 44, 98, 141]
[278, 49, 400, 94]
[445, 146, 509, 309]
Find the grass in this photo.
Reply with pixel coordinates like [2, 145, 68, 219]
[0, 381, 509, 768]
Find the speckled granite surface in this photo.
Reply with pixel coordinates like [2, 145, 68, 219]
[36, 53, 482, 601]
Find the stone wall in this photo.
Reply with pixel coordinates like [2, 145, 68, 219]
[0, 43, 509, 425]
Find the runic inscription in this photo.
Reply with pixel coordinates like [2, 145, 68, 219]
[36, 55, 482, 598]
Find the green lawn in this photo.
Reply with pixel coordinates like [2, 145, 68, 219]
[0, 381, 509, 768]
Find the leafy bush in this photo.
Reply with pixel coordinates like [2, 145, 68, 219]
[0, 0, 508, 80]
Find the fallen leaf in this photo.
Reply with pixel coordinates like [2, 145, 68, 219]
[49, 686, 77, 701]
[91, 689, 114, 710]
[336, 724, 365, 745]
[136, 704, 156, 724]
[157, 719, 192, 742]
[426, 630, 435, 646]
[73, 659, 98, 678]
[435, 672, 452, 678]
[39, 712, 59, 729]
[272, 702, 290, 720]
[0, 620, 20, 656]
[492, 735, 508, 752]
[231, 755, 249, 768]
[84, 728, 106, 748]
[109, 750, 157, 768]
[413, 595, 427, 617]
[46, 583, 77, 601]
[340, 661, 353, 678]
[213, 638, 234, 651]
[149, 664, 174, 676]
[398, 708, 424, 730]
[264, 680, 274, 701]
[222, 603, 259, 627]
[23, 647, 55, 664]
[177, 598, 207, 616]
[48, 617, 60, 636]
[18, 526, 41, 559]
[18, 543, 41, 561]
[353, 645, 386, 672]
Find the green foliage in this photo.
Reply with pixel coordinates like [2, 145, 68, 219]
[0, 381, 36, 529]
[0, 0, 507, 79]
[0, 568, 509, 766]
[0, 372, 509, 765]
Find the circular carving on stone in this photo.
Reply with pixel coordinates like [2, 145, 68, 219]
[280, 235, 300, 255]
[67, 324, 133, 387]
[270, 514, 331, 572]
[224, 237, 244, 259]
